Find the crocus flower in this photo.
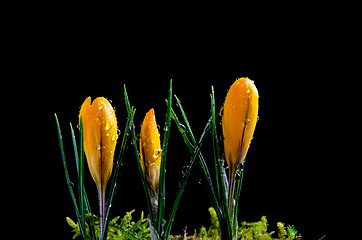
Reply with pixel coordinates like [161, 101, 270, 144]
[222, 78, 259, 174]
[79, 96, 118, 238]
[140, 108, 162, 197]
[79, 97, 119, 193]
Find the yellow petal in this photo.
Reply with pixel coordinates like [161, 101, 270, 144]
[80, 97, 118, 192]
[140, 108, 162, 194]
[222, 78, 259, 171]
[79, 96, 91, 128]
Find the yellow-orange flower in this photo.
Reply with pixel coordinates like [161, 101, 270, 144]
[140, 109, 162, 195]
[79, 97, 119, 193]
[222, 78, 259, 173]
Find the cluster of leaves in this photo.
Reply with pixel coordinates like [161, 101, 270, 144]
[66, 210, 150, 240]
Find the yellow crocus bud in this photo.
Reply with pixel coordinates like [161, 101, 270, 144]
[140, 108, 162, 196]
[222, 78, 259, 173]
[79, 97, 119, 193]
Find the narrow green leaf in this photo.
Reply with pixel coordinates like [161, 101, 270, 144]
[164, 108, 212, 238]
[173, 96, 219, 210]
[54, 113, 86, 239]
[102, 107, 136, 240]
[171, 98, 223, 235]
[124, 84, 155, 226]
[210, 87, 233, 239]
[124, 84, 132, 115]
[157, 79, 172, 234]
[77, 116, 86, 238]
[70, 123, 96, 239]
[174, 95, 196, 142]
[70, 123, 80, 177]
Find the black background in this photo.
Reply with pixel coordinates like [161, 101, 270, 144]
[9, 3, 358, 240]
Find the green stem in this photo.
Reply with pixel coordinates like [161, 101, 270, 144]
[228, 167, 238, 239]
[228, 164, 245, 240]
[233, 164, 244, 238]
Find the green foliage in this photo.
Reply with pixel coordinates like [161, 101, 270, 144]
[67, 208, 301, 240]
[277, 222, 286, 239]
[207, 207, 221, 239]
[198, 226, 207, 238]
[66, 210, 150, 240]
[191, 208, 301, 240]
[238, 216, 274, 240]
[286, 225, 299, 239]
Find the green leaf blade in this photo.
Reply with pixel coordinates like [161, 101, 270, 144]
[54, 113, 86, 239]
[157, 79, 173, 235]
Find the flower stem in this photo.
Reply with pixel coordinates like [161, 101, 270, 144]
[228, 167, 238, 240]
[151, 189, 159, 221]
[99, 188, 106, 240]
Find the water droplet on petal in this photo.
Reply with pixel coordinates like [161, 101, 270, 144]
[153, 148, 161, 158]
[111, 134, 117, 142]
[105, 121, 112, 130]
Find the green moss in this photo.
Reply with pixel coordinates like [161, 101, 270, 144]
[192, 208, 301, 240]
[67, 208, 301, 239]
[66, 210, 150, 239]
[207, 207, 221, 239]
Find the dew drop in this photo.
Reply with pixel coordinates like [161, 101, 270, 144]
[153, 148, 161, 158]
[105, 121, 112, 130]
[111, 134, 117, 142]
